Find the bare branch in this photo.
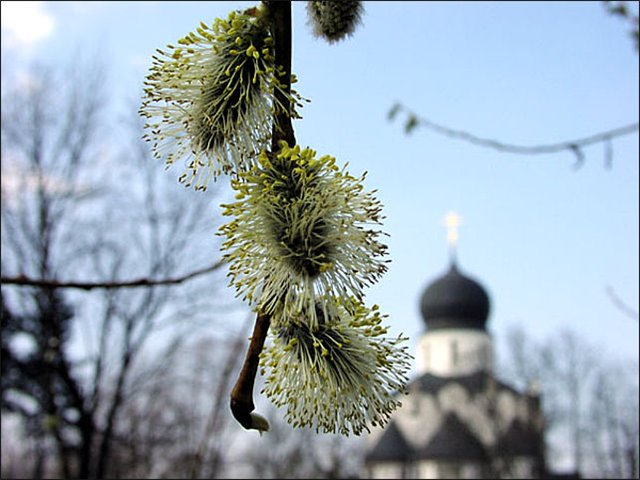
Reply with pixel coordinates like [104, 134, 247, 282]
[268, 0, 296, 148]
[230, 312, 271, 432]
[228, 0, 294, 434]
[389, 102, 639, 168]
[603, 1, 640, 51]
[0, 260, 224, 290]
[189, 315, 253, 478]
[605, 284, 639, 320]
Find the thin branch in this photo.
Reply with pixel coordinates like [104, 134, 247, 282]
[268, 0, 296, 148]
[0, 260, 224, 290]
[603, 1, 640, 51]
[229, 311, 271, 431]
[605, 284, 639, 320]
[229, 0, 294, 433]
[389, 102, 639, 168]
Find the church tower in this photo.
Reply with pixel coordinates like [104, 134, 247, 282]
[417, 259, 492, 377]
[364, 212, 546, 479]
[417, 211, 492, 378]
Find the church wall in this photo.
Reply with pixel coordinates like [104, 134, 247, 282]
[368, 457, 540, 480]
[416, 329, 492, 376]
[417, 460, 487, 479]
[367, 461, 406, 479]
[415, 460, 439, 479]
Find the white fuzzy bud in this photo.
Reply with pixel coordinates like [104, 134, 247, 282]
[249, 412, 270, 433]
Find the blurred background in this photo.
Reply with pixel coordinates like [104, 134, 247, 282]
[1, 1, 638, 478]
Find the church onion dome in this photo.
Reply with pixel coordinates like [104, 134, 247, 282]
[420, 261, 490, 330]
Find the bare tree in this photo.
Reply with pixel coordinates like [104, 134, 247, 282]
[499, 325, 639, 478]
[237, 401, 364, 479]
[1, 61, 232, 478]
[586, 362, 639, 478]
[2, 61, 106, 479]
[98, 322, 250, 479]
[502, 326, 565, 430]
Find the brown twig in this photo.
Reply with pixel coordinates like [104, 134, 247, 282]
[0, 260, 224, 290]
[269, 0, 296, 148]
[228, 1, 294, 433]
[229, 311, 271, 430]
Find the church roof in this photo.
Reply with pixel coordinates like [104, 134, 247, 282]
[410, 370, 519, 397]
[496, 419, 543, 458]
[365, 421, 411, 462]
[420, 262, 490, 331]
[415, 413, 488, 460]
[365, 414, 489, 464]
[365, 373, 544, 465]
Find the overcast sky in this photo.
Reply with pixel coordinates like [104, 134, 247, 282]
[2, 1, 638, 369]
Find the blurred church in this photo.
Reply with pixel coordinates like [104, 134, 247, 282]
[363, 212, 546, 479]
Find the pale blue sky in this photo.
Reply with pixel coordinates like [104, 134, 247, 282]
[2, 1, 638, 366]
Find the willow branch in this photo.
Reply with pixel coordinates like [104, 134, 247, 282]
[229, 1, 294, 433]
[229, 312, 271, 431]
[269, 0, 295, 148]
[389, 102, 639, 169]
[0, 260, 224, 290]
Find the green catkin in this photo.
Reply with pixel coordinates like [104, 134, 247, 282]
[139, 7, 303, 190]
[306, 1, 364, 43]
[260, 297, 411, 435]
[220, 142, 389, 330]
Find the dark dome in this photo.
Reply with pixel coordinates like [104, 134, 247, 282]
[420, 262, 490, 330]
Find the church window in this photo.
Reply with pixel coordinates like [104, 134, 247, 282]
[439, 462, 461, 479]
[451, 340, 459, 366]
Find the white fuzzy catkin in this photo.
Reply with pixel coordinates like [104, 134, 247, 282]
[306, 1, 364, 43]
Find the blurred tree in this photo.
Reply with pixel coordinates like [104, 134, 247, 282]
[1, 290, 86, 479]
[239, 402, 364, 479]
[499, 326, 639, 478]
[1, 61, 229, 478]
[586, 362, 639, 478]
[1, 61, 105, 479]
[100, 327, 250, 479]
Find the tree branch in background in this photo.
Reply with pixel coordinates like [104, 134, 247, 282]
[388, 102, 639, 169]
[189, 316, 253, 478]
[603, 1, 639, 51]
[605, 284, 639, 320]
[0, 260, 224, 290]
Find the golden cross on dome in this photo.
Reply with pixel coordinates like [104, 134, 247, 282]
[442, 211, 463, 263]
